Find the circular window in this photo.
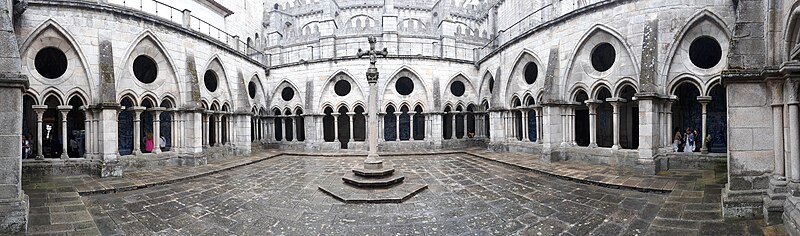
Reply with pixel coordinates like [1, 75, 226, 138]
[489, 78, 494, 94]
[281, 87, 294, 101]
[334, 80, 351, 96]
[395, 77, 414, 96]
[451, 81, 465, 97]
[248, 81, 257, 99]
[524, 62, 538, 84]
[204, 70, 218, 92]
[132, 55, 158, 84]
[689, 36, 722, 69]
[591, 43, 616, 72]
[34, 47, 68, 79]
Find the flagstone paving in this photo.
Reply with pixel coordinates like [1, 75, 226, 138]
[20, 151, 788, 235]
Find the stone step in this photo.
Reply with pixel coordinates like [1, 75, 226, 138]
[342, 171, 405, 188]
[352, 167, 395, 177]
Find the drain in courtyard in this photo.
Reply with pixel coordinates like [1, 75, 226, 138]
[318, 160, 428, 203]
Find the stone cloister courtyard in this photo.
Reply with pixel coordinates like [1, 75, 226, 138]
[20, 150, 782, 235]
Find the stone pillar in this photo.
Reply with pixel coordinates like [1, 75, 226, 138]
[155, 108, 167, 153]
[569, 106, 577, 146]
[463, 112, 469, 138]
[789, 101, 800, 182]
[560, 107, 568, 146]
[332, 114, 339, 143]
[409, 111, 416, 140]
[452, 112, 458, 139]
[520, 108, 529, 141]
[767, 80, 786, 178]
[606, 98, 626, 150]
[202, 111, 210, 147]
[347, 112, 355, 143]
[533, 106, 543, 144]
[0, 51, 30, 232]
[293, 115, 300, 142]
[635, 96, 661, 174]
[216, 113, 223, 146]
[394, 112, 401, 141]
[286, 115, 294, 142]
[82, 107, 92, 158]
[57, 105, 72, 159]
[32, 105, 46, 160]
[665, 99, 675, 150]
[697, 96, 711, 154]
[586, 100, 599, 148]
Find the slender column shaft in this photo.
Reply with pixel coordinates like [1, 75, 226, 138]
[409, 112, 416, 140]
[537, 109, 543, 144]
[700, 102, 709, 153]
[59, 108, 71, 159]
[132, 109, 143, 154]
[521, 110, 529, 141]
[290, 116, 296, 142]
[789, 103, 800, 181]
[588, 103, 598, 148]
[83, 109, 91, 158]
[452, 113, 457, 139]
[347, 113, 354, 142]
[33, 107, 46, 160]
[281, 116, 288, 142]
[333, 114, 339, 143]
[611, 102, 621, 150]
[774, 105, 786, 178]
[570, 108, 576, 145]
[395, 112, 400, 141]
[153, 110, 162, 154]
[463, 113, 468, 138]
[378, 114, 384, 141]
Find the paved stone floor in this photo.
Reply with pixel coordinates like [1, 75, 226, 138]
[21, 153, 789, 235]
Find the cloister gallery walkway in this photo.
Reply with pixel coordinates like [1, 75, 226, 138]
[21, 150, 783, 235]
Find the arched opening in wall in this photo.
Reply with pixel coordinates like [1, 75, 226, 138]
[574, 90, 590, 147]
[66, 96, 85, 158]
[482, 102, 490, 138]
[141, 99, 155, 152]
[395, 77, 414, 95]
[296, 109, 305, 142]
[273, 109, 283, 141]
[672, 82, 702, 153]
[282, 87, 295, 101]
[248, 81, 257, 99]
[525, 97, 536, 142]
[323, 107, 335, 142]
[384, 105, 397, 141]
[42, 95, 62, 158]
[335, 80, 351, 96]
[337, 107, 349, 149]
[22, 95, 35, 159]
[442, 106, 452, 139]
[204, 70, 218, 92]
[354, 106, 366, 141]
[618, 85, 639, 150]
[160, 100, 173, 152]
[133, 55, 158, 84]
[455, 105, 465, 139]
[467, 104, 476, 138]
[489, 78, 495, 94]
[284, 110, 294, 142]
[451, 81, 465, 97]
[118, 97, 134, 156]
[524, 62, 538, 84]
[399, 105, 411, 141]
[707, 84, 727, 153]
[512, 99, 522, 141]
[596, 88, 613, 148]
[413, 105, 425, 140]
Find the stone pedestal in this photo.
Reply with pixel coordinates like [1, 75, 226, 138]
[764, 177, 788, 225]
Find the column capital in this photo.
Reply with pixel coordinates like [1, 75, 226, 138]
[129, 106, 146, 112]
[408, 111, 417, 115]
[149, 107, 167, 113]
[57, 105, 73, 112]
[696, 96, 712, 104]
[393, 111, 402, 115]
[32, 105, 48, 114]
[346, 112, 356, 116]
[605, 97, 627, 104]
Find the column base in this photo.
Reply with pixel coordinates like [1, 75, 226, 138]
[764, 177, 789, 225]
[611, 145, 621, 150]
[0, 193, 29, 234]
[60, 153, 69, 159]
[34, 155, 43, 160]
[701, 148, 709, 154]
[133, 150, 142, 155]
[588, 143, 597, 148]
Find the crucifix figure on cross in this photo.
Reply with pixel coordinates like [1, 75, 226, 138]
[357, 36, 388, 83]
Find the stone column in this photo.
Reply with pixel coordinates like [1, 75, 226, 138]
[32, 105, 47, 160]
[131, 107, 145, 154]
[286, 115, 294, 142]
[697, 96, 711, 154]
[150, 108, 165, 154]
[789, 100, 800, 182]
[289, 115, 300, 142]
[569, 106, 577, 146]
[409, 111, 416, 140]
[347, 112, 355, 143]
[332, 114, 339, 143]
[452, 112, 458, 139]
[57, 105, 72, 159]
[82, 107, 92, 158]
[606, 98, 626, 150]
[463, 112, 469, 138]
[586, 100, 599, 148]
[560, 107, 568, 146]
[665, 99, 674, 149]
[202, 111, 210, 147]
[768, 80, 786, 179]
[395, 111, 401, 141]
[216, 113, 223, 146]
[520, 107, 530, 141]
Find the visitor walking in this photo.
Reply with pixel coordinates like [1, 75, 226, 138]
[694, 130, 701, 152]
[684, 128, 695, 153]
[673, 128, 682, 152]
[144, 132, 154, 153]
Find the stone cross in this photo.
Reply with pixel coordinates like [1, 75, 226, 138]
[358, 36, 388, 83]
[357, 36, 387, 167]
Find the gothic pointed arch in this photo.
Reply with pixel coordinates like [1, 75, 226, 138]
[269, 79, 304, 114]
[506, 49, 545, 107]
[443, 73, 477, 107]
[563, 24, 640, 99]
[21, 19, 94, 103]
[382, 66, 430, 110]
[319, 70, 366, 111]
[201, 56, 235, 107]
[663, 10, 731, 90]
[118, 30, 182, 105]
[786, 1, 800, 60]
